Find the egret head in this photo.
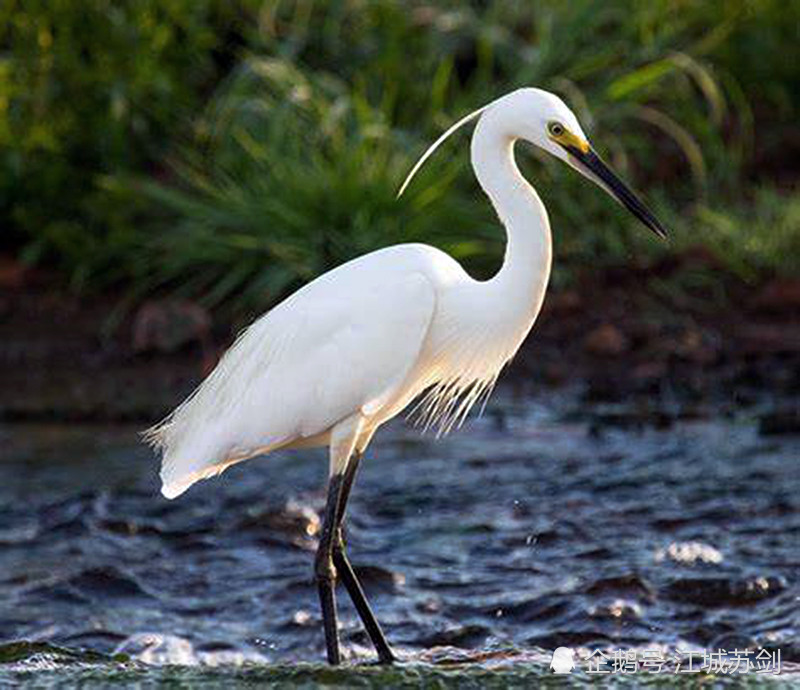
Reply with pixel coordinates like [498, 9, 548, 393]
[399, 87, 667, 240]
[488, 88, 590, 162]
[504, 88, 667, 239]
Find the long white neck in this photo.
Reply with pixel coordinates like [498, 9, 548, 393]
[470, 111, 553, 323]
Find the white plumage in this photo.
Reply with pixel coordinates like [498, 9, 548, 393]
[147, 87, 665, 500]
[147, 240, 530, 498]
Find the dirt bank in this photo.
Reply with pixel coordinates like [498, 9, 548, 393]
[1, 248, 797, 426]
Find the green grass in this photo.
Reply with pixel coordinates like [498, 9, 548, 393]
[127, 57, 499, 308]
[4, 0, 799, 307]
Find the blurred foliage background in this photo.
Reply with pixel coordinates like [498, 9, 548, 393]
[1, 0, 798, 312]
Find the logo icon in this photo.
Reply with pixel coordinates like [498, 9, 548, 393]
[550, 647, 576, 674]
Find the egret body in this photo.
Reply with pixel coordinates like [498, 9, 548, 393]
[146, 88, 666, 665]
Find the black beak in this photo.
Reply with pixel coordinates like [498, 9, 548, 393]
[565, 145, 668, 240]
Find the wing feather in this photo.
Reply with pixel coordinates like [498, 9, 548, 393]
[146, 260, 436, 498]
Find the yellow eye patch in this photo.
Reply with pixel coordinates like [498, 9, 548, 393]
[547, 122, 590, 154]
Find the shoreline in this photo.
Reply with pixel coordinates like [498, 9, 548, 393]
[1, 251, 797, 426]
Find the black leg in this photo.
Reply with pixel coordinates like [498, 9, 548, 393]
[317, 578, 339, 665]
[333, 544, 395, 663]
[334, 450, 361, 526]
[315, 472, 345, 665]
[332, 452, 396, 663]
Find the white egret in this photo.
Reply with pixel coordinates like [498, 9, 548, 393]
[145, 87, 666, 665]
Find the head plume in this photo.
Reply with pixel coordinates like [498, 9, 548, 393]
[397, 100, 496, 198]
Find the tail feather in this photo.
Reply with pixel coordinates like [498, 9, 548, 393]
[143, 299, 300, 498]
[146, 417, 288, 499]
[145, 419, 227, 499]
[159, 456, 234, 499]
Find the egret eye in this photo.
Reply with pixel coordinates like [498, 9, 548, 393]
[548, 121, 565, 138]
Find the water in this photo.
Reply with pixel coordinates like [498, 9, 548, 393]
[1, 391, 798, 686]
